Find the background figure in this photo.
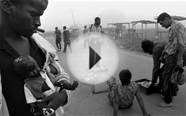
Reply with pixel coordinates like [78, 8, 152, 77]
[55, 27, 62, 51]
[89, 17, 105, 94]
[83, 25, 88, 34]
[157, 12, 185, 107]
[107, 69, 150, 116]
[63, 26, 71, 53]
[89, 17, 104, 68]
[89, 17, 104, 33]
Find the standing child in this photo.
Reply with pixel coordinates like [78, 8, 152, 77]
[107, 69, 150, 116]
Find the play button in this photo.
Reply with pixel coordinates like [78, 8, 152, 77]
[89, 46, 101, 69]
[66, 32, 119, 84]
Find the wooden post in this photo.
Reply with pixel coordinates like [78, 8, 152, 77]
[141, 23, 144, 40]
[128, 23, 131, 39]
[145, 23, 147, 39]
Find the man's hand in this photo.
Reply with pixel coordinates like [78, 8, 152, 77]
[41, 90, 68, 110]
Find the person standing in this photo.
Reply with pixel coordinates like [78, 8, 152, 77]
[83, 25, 88, 34]
[55, 27, 62, 51]
[89, 17, 105, 94]
[157, 12, 185, 107]
[63, 26, 71, 53]
[89, 17, 104, 33]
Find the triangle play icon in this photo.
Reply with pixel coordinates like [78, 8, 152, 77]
[89, 46, 101, 69]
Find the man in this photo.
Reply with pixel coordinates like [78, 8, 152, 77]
[142, 39, 186, 94]
[156, 12, 186, 107]
[141, 40, 166, 94]
[55, 27, 62, 51]
[89, 17, 104, 33]
[63, 26, 71, 53]
[89, 17, 105, 94]
[0, 0, 69, 116]
[89, 17, 103, 69]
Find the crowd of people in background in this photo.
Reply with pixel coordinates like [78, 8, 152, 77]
[54, 26, 71, 53]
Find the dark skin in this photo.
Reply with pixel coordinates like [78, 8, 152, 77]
[94, 18, 101, 27]
[0, 0, 67, 112]
[2, 0, 47, 56]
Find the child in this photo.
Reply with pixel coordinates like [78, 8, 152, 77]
[107, 69, 150, 116]
[13, 55, 78, 116]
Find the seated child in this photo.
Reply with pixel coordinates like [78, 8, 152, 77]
[13, 55, 78, 116]
[107, 69, 150, 116]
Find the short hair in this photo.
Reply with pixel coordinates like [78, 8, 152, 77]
[141, 40, 154, 53]
[63, 26, 66, 30]
[119, 69, 132, 85]
[157, 12, 171, 23]
[95, 17, 100, 21]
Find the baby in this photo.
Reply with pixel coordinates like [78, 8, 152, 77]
[13, 55, 78, 116]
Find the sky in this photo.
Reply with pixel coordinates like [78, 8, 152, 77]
[40, 0, 186, 31]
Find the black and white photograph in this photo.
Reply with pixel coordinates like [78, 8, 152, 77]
[0, 0, 186, 116]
